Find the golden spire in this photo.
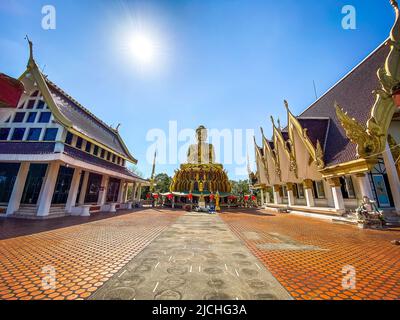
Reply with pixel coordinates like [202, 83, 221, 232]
[149, 150, 157, 192]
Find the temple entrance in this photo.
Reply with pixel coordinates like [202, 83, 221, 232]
[52, 166, 75, 205]
[0, 163, 20, 203]
[106, 178, 121, 203]
[369, 159, 394, 208]
[21, 164, 48, 205]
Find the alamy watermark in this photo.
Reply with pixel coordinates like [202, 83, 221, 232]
[342, 5, 357, 30]
[146, 121, 255, 176]
[42, 265, 57, 290]
[342, 265, 356, 290]
[42, 5, 56, 30]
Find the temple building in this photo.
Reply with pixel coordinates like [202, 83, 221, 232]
[169, 125, 232, 208]
[254, 2, 400, 217]
[0, 41, 147, 219]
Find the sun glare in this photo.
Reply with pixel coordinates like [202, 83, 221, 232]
[129, 33, 156, 65]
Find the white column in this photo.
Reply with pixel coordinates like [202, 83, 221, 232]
[355, 173, 374, 200]
[287, 183, 295, 207]
[78, 171, 89, 205]
[37, 162, 61, 217]
[273, 185, 282, 204]
[123, 182, 128, 202]
[65, 168, 82, 213]
[117, 180, 125, 203]
[383, 142, 400, 212]
[329, 178, 345, 211]
[266, 189, 271, 204]
[131, 182, 138, 201]
[260, 189, 265, 207]
[304, 180, 315, 207]
[98, 175, 109, 205]
[137, 184, 142, 201]
[6, 162, 30, 216]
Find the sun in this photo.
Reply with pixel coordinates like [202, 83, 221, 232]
[129, 33, 156, 66]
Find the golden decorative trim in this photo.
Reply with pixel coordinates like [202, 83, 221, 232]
[320, 158, 378, 179]
[328, 177, 341, 188]
[273, 185, 281, 193]
[336, 1, 400, 159]
[303, 179, 313, 189]
[286, 183, 295, 192]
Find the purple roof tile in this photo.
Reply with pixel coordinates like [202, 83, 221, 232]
[299, 42, 389, 166]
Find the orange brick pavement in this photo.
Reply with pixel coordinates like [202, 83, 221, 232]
[0, 209, 182, 300]
[221, 211, 400, 300]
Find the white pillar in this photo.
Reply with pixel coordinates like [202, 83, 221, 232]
[329, 178, 345, 211]
[260, 189, 265, 207]
[383, 142, 400, 212]
[117, 180, 125, 203]
[355, 173, 374, 200]
[131, 182, 137, 201]
[123, 183, 128, 202]
[304, 180, 315, 207]
[65, 168, 82, 213]
[98, 175, 109, 205]
[78, 171, 89, 205]
[273, 185, 282, 204]
[6, 162, 30, 216]
[37, 162, 61, 217]
[266, 189, 271, 204]
[137, 184, 142, 201]
[287, 183, 295, 207]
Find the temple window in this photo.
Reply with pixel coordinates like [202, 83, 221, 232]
[93, 145, 99, 156]
[11, 128, 26, 141]
[112, 154, 116, 163]
[38, 112, 51, 123]
[26, 100, 36, 109]
[36, 100, 45, 109]
[43, 128, 58, 141]
[65, 132, 73, 145]
[30, 90, 39, 97]
[340, 176, 356, 199]
[26, 128, 42, 141]
[76, 137, 83, 149]
[26, 112, 37, 123]
[13, 112, 25, 123]
[100, 148, 105, 158]
[0, 128, 10, 140]
[106, 152, 111, 161]
[313, 181, 326, 199]
[282, 186, 288, 198]
[296, 183, 305, 198]
[85, 141, 92, 153]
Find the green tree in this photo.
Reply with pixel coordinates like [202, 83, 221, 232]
[230, 179, 250, 196]
[154, 173, 172, 193]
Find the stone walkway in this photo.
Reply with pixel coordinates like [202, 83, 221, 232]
[91, 213, 292, 300]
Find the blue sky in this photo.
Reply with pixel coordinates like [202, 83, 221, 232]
[0, 0, 394, 179]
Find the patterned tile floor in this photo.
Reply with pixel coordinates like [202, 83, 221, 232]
[1, 208, 400, 300]
[220, 210, 400, 300]
[0, 209, 182, 300]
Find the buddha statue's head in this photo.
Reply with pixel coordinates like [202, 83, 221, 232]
[196, 125, 207, 143]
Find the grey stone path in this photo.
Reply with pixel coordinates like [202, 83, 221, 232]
[91, 213, 292, 300]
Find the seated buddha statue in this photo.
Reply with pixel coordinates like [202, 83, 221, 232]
[187, 125, 216, 164]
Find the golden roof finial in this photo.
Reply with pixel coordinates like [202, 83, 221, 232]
[277, 118, 281, 130]
[284, 99, 290, 111]
[25, 35, 35, 68]
[270, 115, 275, 127]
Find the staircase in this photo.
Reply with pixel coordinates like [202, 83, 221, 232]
[12, 205, 68, 219]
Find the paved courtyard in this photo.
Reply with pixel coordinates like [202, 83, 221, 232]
[0, 208, 399, 300]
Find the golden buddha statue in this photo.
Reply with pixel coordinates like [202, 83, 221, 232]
[187, 125, 216, 164]
[170, 125, 232, 200]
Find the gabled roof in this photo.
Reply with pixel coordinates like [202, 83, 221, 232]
[46, 80, 134, 161]
[297, 117, 330, 149]
[299, 41, 389, 166]
[19, 39, 138, 164]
